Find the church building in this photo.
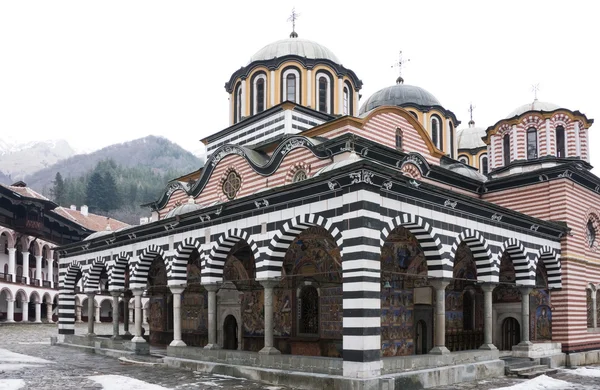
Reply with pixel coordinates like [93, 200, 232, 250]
[56, 27, 599, 388]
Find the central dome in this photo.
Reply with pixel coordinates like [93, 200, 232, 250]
[249, 38, 341, 64]
[359, 84, 441, 115]
[457, 126, 487, 150]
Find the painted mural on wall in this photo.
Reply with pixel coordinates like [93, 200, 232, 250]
[530, 263, 552, 341]
[494, 253, 521, 303]
[242, 289, 264, 336]
[380, 227, 427, 356]
[446, 243, 483, 332]
[320, 286, 342, 339]
[181, 291, 208, 333]
[273, 287, 292, 337]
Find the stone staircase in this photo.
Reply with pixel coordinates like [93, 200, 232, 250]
[502, 356, 558, 379]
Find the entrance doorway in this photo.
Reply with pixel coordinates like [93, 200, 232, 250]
[501, 317, 520, 350]
[415, 320, 428, 355]
[223, 315, 238, 350]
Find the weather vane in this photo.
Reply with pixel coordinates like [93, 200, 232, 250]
[288, 8, 300, 38]
[531, 83, 540, 101]
[391, 50, 410, 84]
[468, 103, 476, 126]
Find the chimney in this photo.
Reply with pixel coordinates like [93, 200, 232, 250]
[70, 205, 76, 210]
[81, 205, 88, 216]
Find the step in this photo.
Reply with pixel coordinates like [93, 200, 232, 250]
[508, 365, 549, 375]
[518, 368, 558, 379]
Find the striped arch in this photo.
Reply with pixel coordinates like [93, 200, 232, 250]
[534, 246, 562, 289]
[497, 238, 534, 286]
[170, 237, 202, 286]
[380, 213, 446, 279]
[84, 257, 107, 293]
[203, 229, 259, 285]
[450, 229, 497, 283]
[58, 260, 82, 335]
[258, 214, 343, 280]
[129, 245, 166, 290]
[108, 251, 131, 291]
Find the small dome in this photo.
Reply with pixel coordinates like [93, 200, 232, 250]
[506, 100, 560, 118]
[359, 84, 441, 115]
[249, 38, 340, 64]
[84, 230, 113, 241]
[314, 153, 362, 177]
[164, 203, 203, 219]
[446, 163, 487, 182]
[457, 126, 487, 150]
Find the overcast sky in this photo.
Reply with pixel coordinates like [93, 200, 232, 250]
[1, 1, 599, 166]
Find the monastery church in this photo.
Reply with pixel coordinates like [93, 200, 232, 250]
[55, 26, 600, 388]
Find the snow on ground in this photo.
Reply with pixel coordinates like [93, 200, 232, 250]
[88, 375, 172, 390]
[0, 348, 52, 364]
[0, 379, 25, 390]
[0, 363, 45, 371]
[564, 367, 600, 377]
[492, 374, 575, 390]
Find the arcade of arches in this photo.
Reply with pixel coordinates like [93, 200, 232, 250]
[70, 226, 552, 358]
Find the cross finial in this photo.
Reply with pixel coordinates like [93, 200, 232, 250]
[288, 8, 300, 38]
[468, 103, 476, 127]
[391, 50, 410, 84]
[531, 83, 540, 101]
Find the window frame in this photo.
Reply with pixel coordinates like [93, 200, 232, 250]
[222, 170, 242, 200]
[527, 127, 538, 160]
[251, 73, 267, 115]
[395, 127, 403, 151]
[234, 83, 243, 124]
[316, 71, 332, 114]
[431, 115, 443, 150]
[479, 153, 489, 175]
[281, 67, 301, 103]
[503, 134, 511, 166]
[297, 284, 319, 336]
[556, 125, 566, 158]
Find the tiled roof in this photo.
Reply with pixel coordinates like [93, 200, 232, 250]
[0, 183, 50, 201]
[52, 207, 129, 232]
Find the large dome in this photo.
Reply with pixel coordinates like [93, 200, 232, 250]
[249, 38, 340, 64]
[359, 84, 441, 115]
[506, 100, 560, 118]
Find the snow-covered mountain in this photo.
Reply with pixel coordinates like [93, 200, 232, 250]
[0, 139, 76, 183]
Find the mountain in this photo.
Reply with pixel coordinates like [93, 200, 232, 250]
[0, 139, 76, 181]
[0, 170, 12, 185]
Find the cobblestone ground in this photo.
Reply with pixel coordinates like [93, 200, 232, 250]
[0, 323, 289, 389]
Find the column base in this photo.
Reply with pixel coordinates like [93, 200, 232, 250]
[5, 319, 15, 323]
[204, 343, 220, 350]
[479, 343, 498, 351]
[111, 335, 123, 340]
[86, 333, 96, 338]
[517, 341, 533, 347]
[95, 321, 101, 324]
[34, 321, 42, 324]
[429, 346, 451, 355]
[169, 340, 187, 347]
[131, 336, 146, 343]
[124, 331, 132, 336]
[76, 320, 83, 323]
[259, 346, 281, 355]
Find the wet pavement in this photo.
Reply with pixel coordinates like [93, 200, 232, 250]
[0, 323, 289, 389]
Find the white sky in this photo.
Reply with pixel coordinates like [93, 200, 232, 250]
[1, 1, 599, 166]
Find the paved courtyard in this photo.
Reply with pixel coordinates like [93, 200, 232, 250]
[3, 324, 600, 389]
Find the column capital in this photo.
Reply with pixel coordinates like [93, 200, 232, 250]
[169, 286, 186, 295]
[518, 286, 534, 295]
[110, 291, 122, 298]
[204, 283, 220, 292]
[259, 278, 280, 289]
[480, 282, 497, 292]
[430, 278, 451, 290]
[7, 247, 16, 253]
[86, 292, 96, 298]
[132, 288, 145, 297]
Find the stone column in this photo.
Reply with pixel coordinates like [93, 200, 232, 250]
[480, 283, 497, 350]
[22, 251, 30, 284]
[34, 302, 42, 323]
[129, 306, 134, 323]
[21, 300, 29, 322]
[111, 291, 121, 340]
[35, 255, 42, 285]
[76, 305, 83, 323]
[169, 286, 186, 347]
[47, 258, 54, 289]
[95, 304, 101, 324]
[7, 248, 16, 282]
[204, 284, 220, 350]
[46, 302, 53, 323]
[86, 293, 95, 336]
[131, 289, 146, 343]
[430, 279, 451, 354]
[518, 287, 533, 345]
[123, 295, 131, 336]
[259, 279, 280, 355]
[6, 298, 14, 322]
[142, 306, 148, 325]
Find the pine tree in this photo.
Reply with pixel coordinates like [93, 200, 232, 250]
[103, 171, 121, 210]
[86, 171, 105, 212]
[50, 172, 66, 205]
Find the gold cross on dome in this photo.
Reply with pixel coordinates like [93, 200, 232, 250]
[288, 8, 300, 34]
[391, 50, 410, 84]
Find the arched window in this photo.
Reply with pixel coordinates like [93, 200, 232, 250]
[286, 74, 296, 102]
[458, 155, 469, 165]
[343, 86, 349, 115]
[431, 116, 442, 149]
[222, 171, 242, 200]
[480, 154, 489, 175]
[316, 74, 331, 114]
[235, 84, 243, 124]
[395, 128, 403, 151]
[292, 169, 307, 182]
[449, 122, 454, 158]
[409, 111, 418, 119]
[503, 134, 511, 166]
[587, 220, 596, 248]
[588, 288, 594, 328]
[253, 76, 266, 114]
[527, 127, 538, 160]
[556, 125, 566, 158]
[299, 285, 319, 335]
